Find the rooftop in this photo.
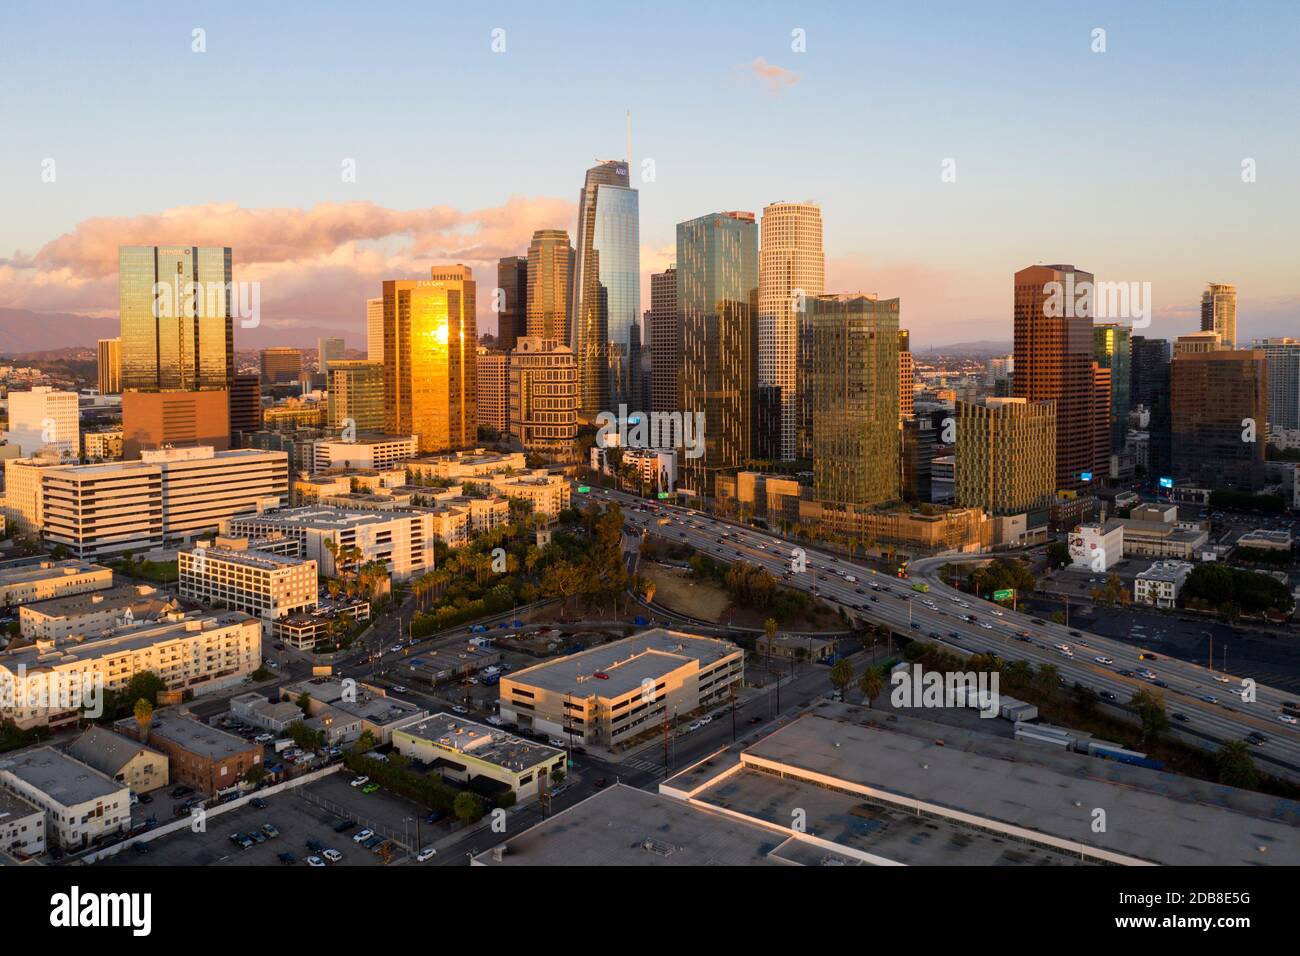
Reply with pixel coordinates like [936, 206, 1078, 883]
[504, 629, 740, 700]
[19, 583, 172, 621]
[116, 713, 257, 762]
[283, 679, 425, 725]
[0, 746, 125, 805]
[398, 713, 561, 772]
[65, 726, 165, 777]
[0, 560, 110, 588]
[186, 545, 311, 572]
[230, 506, 423, 530]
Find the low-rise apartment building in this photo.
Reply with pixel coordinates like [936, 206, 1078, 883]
[65, 726, 169, 794]
[278, 678, 427, 745]
[0, 746, 130, 850]
[0, 788, 45, 857]
[499, 629, 744, 749]
[19, 583, 179, 640]
[0, 560, 113, 609]
[1134, 561, 1195, 609]
[407, 449, 527, 482]
[487, 471, 570, 517]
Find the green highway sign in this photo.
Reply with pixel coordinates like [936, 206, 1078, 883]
[657, 492, 670, 499]
[993, 589, 1015, 602]
[577, 485, 591, 493]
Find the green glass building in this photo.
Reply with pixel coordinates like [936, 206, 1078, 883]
[1092, 323, 1132, 453]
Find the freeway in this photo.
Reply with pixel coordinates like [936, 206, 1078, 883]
[579, 485, 1300, 784]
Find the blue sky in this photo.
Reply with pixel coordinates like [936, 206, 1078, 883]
[1, 0, 1297, 348]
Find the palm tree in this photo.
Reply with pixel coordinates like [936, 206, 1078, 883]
[133, 698, 154, 742]
[1035, 663, 1061, 700]
[857, 666, 885, 707]
[763, 618, 777, 657]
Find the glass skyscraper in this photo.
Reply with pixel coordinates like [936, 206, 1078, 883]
[1092, 323, 1132, 453]
[119, 245, 233, 392]
[570, 160, 640, 419]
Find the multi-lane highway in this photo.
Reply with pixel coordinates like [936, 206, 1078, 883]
[581, 485, 1300, 783]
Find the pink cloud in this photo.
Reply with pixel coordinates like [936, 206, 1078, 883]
[746, 57, 802, 94]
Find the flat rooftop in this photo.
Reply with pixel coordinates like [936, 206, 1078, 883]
[283, 679, 425, 725]
[188, 545, 310, 571]
[0, 784, 42, 822]
[472, 784, 784, 866]
[398, 713, 562, 772]
[19, 582, 169, 618]
[731, 702, 1300, 866]
[0, 561, 110, 587]
[116, 714, 256, 762]
[1, 611, 256, 672]
[505, 629, 739, 700]
[231, 506, 422, 530]
[0, 746, 124, 805]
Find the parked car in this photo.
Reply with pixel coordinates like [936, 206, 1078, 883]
[305, 856, 326, 867]
[306, 838, 324, 853]
[350, 776, 369, 788]
[277, 852, 296, 865]
[417, 846, 437, 862]
[261, 823, 280, 838]
[333, 819, 356, 833]
[250, 798, 268, 809]
[322, 848, 343, 863]
[361, 782, 380, 794]
[352, 828, 374, 843]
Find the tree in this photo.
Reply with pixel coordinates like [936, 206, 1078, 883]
[829, 659, 854, 698]
[453, 791, 484, 823]
[1214, 740, 1258, 789]
[1130, 688, 1169, 742]
[1035, 663, 1060, 700]
[857, 666, 885, 707]
[243, 765, 267, 786]
[1046, 541, 1071, 568]
[296, 691, 312, 714]
[133, 698, 154, 741]
[763, 618, 777, 655]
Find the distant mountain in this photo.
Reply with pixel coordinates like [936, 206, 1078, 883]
[0, 309, 119, 354]
[920, 340, 1013, 357]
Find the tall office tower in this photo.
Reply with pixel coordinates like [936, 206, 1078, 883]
[898, 329, 915, 422]
[1174, 330, 1223, 356]
[476, 348, 509, 436]
[3, 388, 80, 459]
[1131, 336, 1172, 478]
[525, 229, 573, 342]
[628, 319, 647, 411]
[570, 160, 640, 420]
[901, 416, 936, 504]
[648, 267, 679, 414]
[383, 266, 477, 454]
[508, 336, 578, 460]
[1201, 282, 1238, 348]
[638, 310, 654, 412]
[317, 336, 346, 372]
[757, 201, 824, 461]
[1092, 363, 1112, 477]
[229, 373, 263, 441]
[118, 246, 233, 392]
[260, 347, 303, 385]
[1254, 338, 1300, 431]
[1013, 264, 1102, 491]
[956, 397, 1057, 515]
[495, 256, 528, 351]
[97, 338, 121, 394]
[677, 212, 758, 499]
[809, 294, 901, 508]
[120, 390, 231, 459]
[366, 297, 384, 363]
[326, 360, 385, 433]
[1092, 323, 1131, 452]
[1171, 350, 1268, 491]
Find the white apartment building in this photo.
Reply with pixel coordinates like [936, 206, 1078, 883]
[0, 560, 113, 609]
[313, 435, 419, 471]
[179, 541, 318, 636]
[33, 446, 288, 560]
[1134, 561, 1194, 609]
[19, 582, 178, 639]
[0, 747, 129, 851]
[0, 610, 262, 730]
[0, 788, 45, 857]
[488, 470, 570, 517]
[407, 449, 527, 482]
[224, 506, 433, 582]
[2, 387, 79, 459]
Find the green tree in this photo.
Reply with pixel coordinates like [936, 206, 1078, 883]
[1214, 740, 1258, 789]
[133, 698, 154, 741]
[829, 659, 855, 698]
[453, 791, 484, 823]
[857, 666, 885, 707]
[1130, 688, 1169, 742]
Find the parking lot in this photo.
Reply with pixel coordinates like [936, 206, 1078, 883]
[101, 773, 446, 868]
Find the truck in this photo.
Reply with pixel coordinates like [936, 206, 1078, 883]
[274, 738, 293, 753]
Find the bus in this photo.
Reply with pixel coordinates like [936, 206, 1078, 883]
[911, 582, 930, 593]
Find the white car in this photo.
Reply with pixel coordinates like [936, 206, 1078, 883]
[352, 829, 374, 843]
[417, 846, 437, 862]
[350, 776, 369, 788]
[548, 737, 567, 748]
[451, 705, 469, 715]
[979, 622, 994, 630]
[391, 685, 408, 693]
[305, 856, 326, 867]
[1213, 675, 1231, 684]
[1094, 656, 1114, 665]
[486, 715, 505, 726]
[990, 609, 1004, 617]
[699, 715, 713, 725]
[688, 720, 703, 731]
[255, 733, 274, 744]
[322, 848, 343, 863]
[1279, 714, 1298, 725]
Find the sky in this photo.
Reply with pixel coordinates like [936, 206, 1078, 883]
[1, 0, 1297, 350]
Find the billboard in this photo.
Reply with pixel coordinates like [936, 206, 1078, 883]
[1158, 476, 1174, 489]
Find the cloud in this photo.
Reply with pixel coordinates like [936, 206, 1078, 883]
[0, 197, 577, 343]
[745, 57, 802, 95]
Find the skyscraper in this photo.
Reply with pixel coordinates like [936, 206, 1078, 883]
[955, 397, 1057, 515]
[1171, 349, 1267, 491]
[525, 230, 573, 342]
[317, 336, 346, 372]
[229, 373, 263, 440]
[1131, 336, 1172, 478]
[3, 388, 79, 459]
[508, 336, 578, 460]
[1092, 323, 1131, 453]
[1254, 338, 1300, 431]
[326, 360, 385, 433]
[96, 338, 121, 396]
[648, 267, 679, 414]
[1201, 282, 1238, 348]
[118, 246, 233, 392]
[476, 348, 509, 436]
[570, 160, 640, 420]
[898, 329, 915, 423]
[757, 202, 824, 461]
[366, 297, 384, 364]
[383, 266, 477, 454]
[808, 294, 900, 509]
[496, 256, 528, 351]
[677, 212, 758, 498]
[1013, 264, 1106, 491]
[260, 347, 303, 385]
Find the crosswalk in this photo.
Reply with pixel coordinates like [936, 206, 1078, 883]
[622, 757, 662, 773]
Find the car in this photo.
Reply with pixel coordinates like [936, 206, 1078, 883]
[425, 811, 444, 825]
[1068, 631, 1082, 638]
[250, 797, 268, 809]
[1031, 618, 1046, 626]
[688, 721, 702, 731]
[451, 705, 469, 715]
[593, 777, 608, 789]
[333, 818, 356, 833]
[1118, 669, 1134, 678]
[322, 848, 343, 863]
[1099, 691, 1117, 701]
[979, 622, 994, 630]
[990, 609, 1003, 617]
[361, 782, 380, 794]
[255, 733, 274, 744]
[547, 737, 567, 748]
[1213, 675, 1231, 684]
[391, 685, 408, 693]
[1246, 733, 1268, 746]
[364, 835, 385, 850]
[277, 852, 296, 865]
[353, 829, 374, 843]
[1278, 714, 1298, 725]
[237, 833, 255, 849]
[305, 856, 326, 867]
[170, 785, 195, 798]
[306, 838, 324, 852]
[948, 632, 960, 640]
[350, 776, 370, 788]
[748, 716, 763, 724]
[389, 645, 403, 653]
[138, 792, 152, 804]
[417, 846, 437, 862]
[699, 715, 713, 724]
[1094, 656, 1114, 665]
[261, 823, 280, 838]
[1172, 712, 1189, 722]
[928, 632, 940, 639]
[131, 841, 150, 855]
[250, 830, 267, 844]
[1201, 695, 1218, 704]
